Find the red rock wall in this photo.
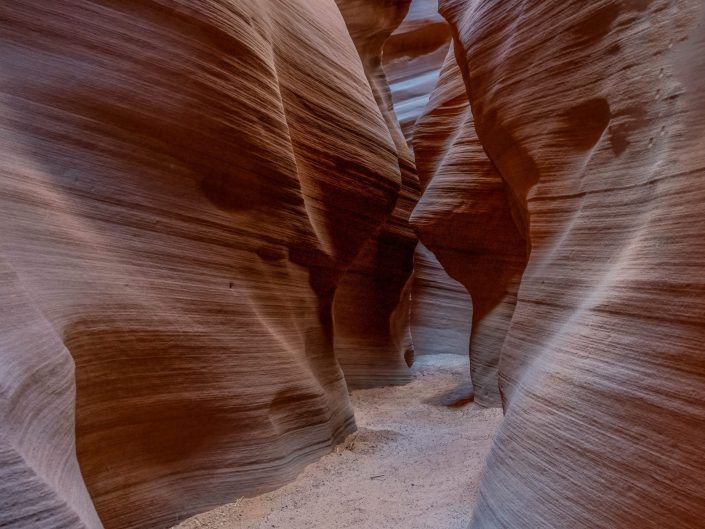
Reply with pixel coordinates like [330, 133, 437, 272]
[382, 0, 476, 362]
[0, 1, 409, 527]
[412, 46, 527, 406]
[383, 0, 451, 141]
[410, 243, 472, 358]
[333, 0, 419, 387]
[417, 0, 705, 526]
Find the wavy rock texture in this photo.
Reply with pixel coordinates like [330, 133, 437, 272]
[423, 0, 705, 527]
[333, 0, 420, 387]
[0, 1, 407, 528]
[383, 0, 451, 141]
[412, 47, 527, 406]
[382, 0, 475, 361]
[410, 243, 472, 358]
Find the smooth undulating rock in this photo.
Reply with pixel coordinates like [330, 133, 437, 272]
[410, 243, 472, 358]
[0, 258, 104, 529]
[383, 0, 451, 142]
[427, 0, 705, 527]
[382, 0, 473, 361]
[412, 47, 527, 406]
[0, 1, 407, 527]
[333, 0, 420, 387]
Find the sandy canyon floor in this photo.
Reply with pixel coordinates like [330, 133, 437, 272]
[173, 355, 503, 529]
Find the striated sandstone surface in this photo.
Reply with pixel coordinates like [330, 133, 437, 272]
[333, 0, 419, 388]
[419, 0, 705, 527]
[412, 47, 527, 406]
[0, 1, 409, 528]
[383, 0, 451, 142]
[382, 0, 475, 362]
[410, 243, 472, 359]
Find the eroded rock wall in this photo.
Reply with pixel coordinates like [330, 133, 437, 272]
[412, 47, 527, 406]
[382, 0, 475, 361]
[0, 1, 407, 527]
[383, 0, 451, 142]
[333, 0, 419, 387]
[417, 0, 705, 526]
[410, 243, 472, 359]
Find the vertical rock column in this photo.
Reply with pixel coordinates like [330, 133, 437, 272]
[412, 46, 527, 407]
[333, 0, 420, 387]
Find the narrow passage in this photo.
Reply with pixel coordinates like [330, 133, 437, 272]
[174, 355, 502, 529]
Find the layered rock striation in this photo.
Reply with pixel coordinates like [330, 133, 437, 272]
[383, 0, 452, 142]
[415, 0, 705, 526]
[0, 1, 412, 527]
[382, 0, 475, 362]
[410, 243, 472, 359]
[412, 46, 527, 406]
[333, 0, 419, 388]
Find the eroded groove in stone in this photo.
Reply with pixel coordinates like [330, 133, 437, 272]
[382, 0, 475, 364]
[410, 243, 472, 360]
[383, 0, 452, 142]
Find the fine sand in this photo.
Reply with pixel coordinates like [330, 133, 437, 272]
[173, 354, 503, 529]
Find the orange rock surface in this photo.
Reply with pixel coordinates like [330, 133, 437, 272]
[4, 1, 705, 528]
[410, 243, 472, 359]
[412, 47, 527, 406]
[382, 0, 475, 363]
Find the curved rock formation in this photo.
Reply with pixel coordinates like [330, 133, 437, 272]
[412, 47, 527, 406]
[383, 0, 451, 141]
[0, 1, 407, 527]
[417, 0, 705, 527]
[333, 0, 420, 387]
[410, 243, 472, 358]
[382, 0, 475, 361]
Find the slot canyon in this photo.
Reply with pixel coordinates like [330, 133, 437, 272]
[1, 1, 704, 528]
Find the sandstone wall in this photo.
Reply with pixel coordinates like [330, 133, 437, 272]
[333, 0, 419, 388]
[416, 0, 705, 526]
[410, 243, 472, 359]
[383, 0, 451, 141]
[412, 46, 527, 406]
[0, 1, 408, 527]
[383, 0, 476, 362]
